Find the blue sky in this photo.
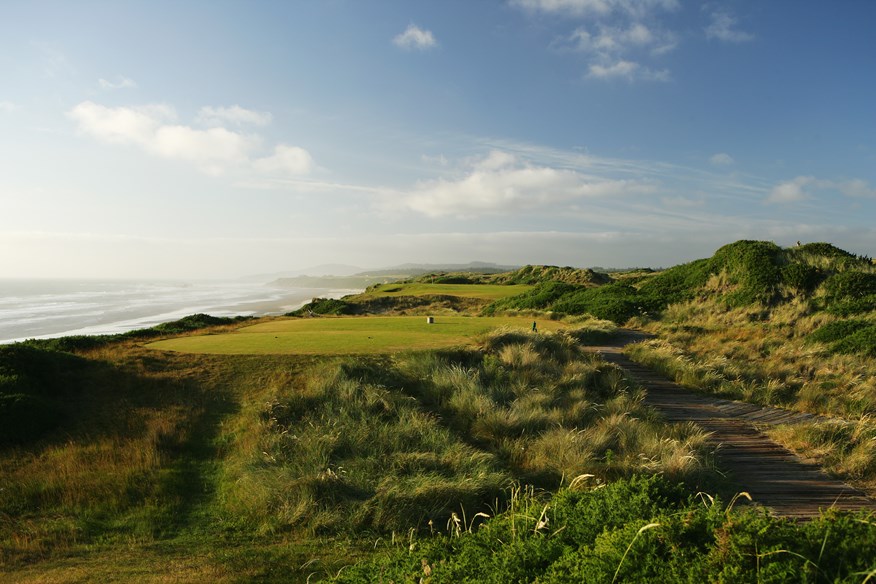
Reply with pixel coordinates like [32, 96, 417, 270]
[2, 0, 874, 278]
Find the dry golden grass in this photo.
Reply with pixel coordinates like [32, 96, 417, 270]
[630, 296, 876, 493]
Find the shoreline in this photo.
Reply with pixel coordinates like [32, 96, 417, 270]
[0, 286, 361, 345]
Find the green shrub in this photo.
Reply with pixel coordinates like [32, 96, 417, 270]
[637, 258, 713, 306]
[832, 326, 876, 357]
[433, 276, 474, 284]
[824, 272, 876, 300]
[798, 242, 855, 258]
[0, 345, 91, 444]
[0, 393, 63, 444]
[551, 284, 644, 324]
[807, 320, 871, 345]
[288, 297, 353, 316]
[335, 474, 876, 583]
[483, 281, 580, 314]
[826, 295, 876, 316]
[781, 263, 825, 294]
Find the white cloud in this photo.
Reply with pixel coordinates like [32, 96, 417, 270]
[511, 0, 679, 18]
[98, 76, 137, 90]
[197, 105, 272, 127]
[766, 176, 815, 204]
[710, 153, 735, 166]
[0, 101, 18, 113]
[767, 176, 876, 203]
[393, 24, 437, 50]
[836, 179, 876, 199]
[150, 125, 257, 175]
[568, 22, 675, 55]
[587, 60, 668, 81]
[253, 144, 315, 175]
[402, 150, 657, 217]
[68, 101, 311, 177]
[588, 60, 639, 79]
[705, 11, 754, 43]
[552, 10, 676, 82]
[68, 101, 174, 145]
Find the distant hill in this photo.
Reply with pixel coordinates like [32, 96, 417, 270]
[271, 262, 521, 289]
[240, 264, 365, 283]
[360, 261, 519, 277]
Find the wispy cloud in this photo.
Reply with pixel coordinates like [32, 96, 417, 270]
[197, 105, 272, 127]
[836, 179, 876, 198]
[766, 176, 876, 204]
[511, 0, 679, 18]
[709, 153, 735, 166]
[522, 0, 677, 82]
[98, 76, 137, 90]
[0, 101, 18, 113]
[68, 101, 312, 177]
[766, 176, 815, 204]
[587, 60, 669, 81]
[34, 43, 75, 78]
[393, 24, 437, 50]
[705, 10, 754, 43]
[401, 150, 657, 218]
[252, 145, 314, 175]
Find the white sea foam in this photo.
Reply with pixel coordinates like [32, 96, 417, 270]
[0, 279, 357, 344]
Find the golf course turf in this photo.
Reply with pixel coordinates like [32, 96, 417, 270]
[146, 315, 566, 355]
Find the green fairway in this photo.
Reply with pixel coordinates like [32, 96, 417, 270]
[356, 283, 533, 300]
[146, 315, 565, 355]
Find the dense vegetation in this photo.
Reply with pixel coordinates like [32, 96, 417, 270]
[482, 240, 876, 329]
[338, 475, 876, 583]
[3, 239, 876, 582]
[0, 314, 249, 445]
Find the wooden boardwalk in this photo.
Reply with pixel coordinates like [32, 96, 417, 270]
[587, 334, 876, 519]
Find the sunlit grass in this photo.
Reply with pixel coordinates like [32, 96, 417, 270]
[352, 282, 533, 300]
[145, 315, 569, 355]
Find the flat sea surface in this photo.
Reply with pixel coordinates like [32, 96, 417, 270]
[0, 279, 353, 344]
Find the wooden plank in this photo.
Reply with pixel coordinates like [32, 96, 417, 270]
[584, 338, 876, 519]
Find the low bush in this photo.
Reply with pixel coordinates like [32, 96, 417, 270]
[482, 281, 580, 315]
[20, 314, 251, 352]
[781, 263, 825, 294]
[806, 320, 876, 357]
[288, 297, 353, 316]
[833, 326, 876, 357]
[807, 320, 872, 344]
[824, 272, 876, 301]
[0, 393, 64, 444]
[335, 474, 876, 583]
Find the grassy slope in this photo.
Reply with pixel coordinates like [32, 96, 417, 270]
[2, 323, 721, 582]
[5, 242, 876, 581]
[145, 315, 563, 355]
[617, 242, 876, 494]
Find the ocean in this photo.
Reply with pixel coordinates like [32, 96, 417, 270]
[0, 279, 354, 344]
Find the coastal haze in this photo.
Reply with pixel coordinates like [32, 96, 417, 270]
[0, 278, 354, 344]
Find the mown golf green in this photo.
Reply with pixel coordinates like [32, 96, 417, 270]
[356, 283, 533, 300]
[146, 315, 565, 355]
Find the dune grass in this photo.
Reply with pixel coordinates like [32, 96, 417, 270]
[626, 297, 876, 495]
[145, 315, 567, 355]
[2, 322, 716, 582]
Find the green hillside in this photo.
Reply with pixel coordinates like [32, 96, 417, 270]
[484, 240, 876, 329]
